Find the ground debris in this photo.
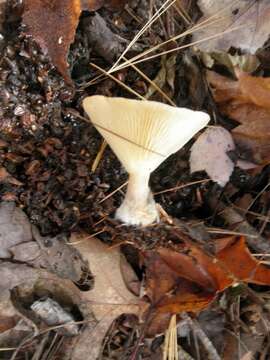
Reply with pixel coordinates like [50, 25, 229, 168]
[31, 298, 79, 336]
[194, 0, 270, 53]
[0, 262, 39, 301]
[0, 202, 32, 258]
[207, 70, 270, 165]
[1, 1, 270, 358]
[81, 13, 127, 65]
[22, 0, 126, 83]
[71, 234, 142, 360]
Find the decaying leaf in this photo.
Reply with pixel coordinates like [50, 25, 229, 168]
[143, 236, 270, 335]
[32, 227, 86, 282]
[23, 0, 81, 83]
[81, 13, 127, 65]
[0, 262, 39, 301]
[201, 52, 260, 76]
[71, 235, 142, 360]
[0, 202, 32, 258]
[22, 0, 126, 83]
[0, 297, 19, 334]
[190, 126, 235, 186]
[207, 70, 270, 165]
[183, 53, 208, 108]
[194, 0, 270, 53]
[145, 55, 176, 99]
[0, 202, 86, 282]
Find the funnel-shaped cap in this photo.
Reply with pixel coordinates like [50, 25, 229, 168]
[83, 96, 210, 174]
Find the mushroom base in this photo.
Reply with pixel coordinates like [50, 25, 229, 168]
[115, 191, 159, 226]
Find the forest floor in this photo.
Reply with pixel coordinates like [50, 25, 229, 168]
[1, 0, 270, 359]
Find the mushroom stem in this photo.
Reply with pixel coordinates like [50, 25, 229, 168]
[115, 172, 159, 226]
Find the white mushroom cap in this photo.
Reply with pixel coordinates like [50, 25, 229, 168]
[83, 95, 210, 226]
[83, 96, 210, 174]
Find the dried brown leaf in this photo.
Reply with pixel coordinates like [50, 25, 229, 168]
[0, 298, 19, 333]
[143, 236, 270, 335]
[202, 52, 260, 76]
[22, 0, 126, 83]
[207, 70, 270, 164]
[23, 0, 82, 83]
[71, 235, 142, 360]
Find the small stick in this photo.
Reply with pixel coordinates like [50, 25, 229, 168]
[208, 198, 270, 253]
[91, 140, 107, 172]
[222, 207, 270, 253]
[181, 313, 221, 360]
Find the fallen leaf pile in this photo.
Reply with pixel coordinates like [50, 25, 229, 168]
[22, 0, 126, 83]
[70, 233, 270, 348]
[142, 236, 270, 335]
[207, 70, 270, 165]
[2, 205, 270, 358]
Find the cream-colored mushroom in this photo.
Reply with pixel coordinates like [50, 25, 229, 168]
[83, 96, 210, 226]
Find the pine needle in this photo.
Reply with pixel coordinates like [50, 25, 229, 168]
[163, 315, 178, 360]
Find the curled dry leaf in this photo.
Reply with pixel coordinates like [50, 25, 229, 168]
[207, 70, 270, 165]
[22, 0, 126, 83]
[70, 235, 143, 360]
[194, 0, 270, 53]
[214, 236, 270, 285]
[143, 236, 270, 335]
[190, 126, 235, 186]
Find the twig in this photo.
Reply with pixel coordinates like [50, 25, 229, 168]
[209, 199, 270, 253]
[181, 313, 221, 360]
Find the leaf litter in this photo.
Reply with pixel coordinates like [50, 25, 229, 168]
[207, 70, 270, 165]
[70, 235, 143, 360]
[1, 0, 270, 359]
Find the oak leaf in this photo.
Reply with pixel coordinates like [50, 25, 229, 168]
[207, 70, 270, 165]
[143, 236, 270, 335]
[70, 235, 143, 360]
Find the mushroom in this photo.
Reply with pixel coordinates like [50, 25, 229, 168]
[83, 96, 210, 226]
